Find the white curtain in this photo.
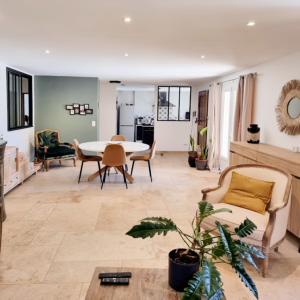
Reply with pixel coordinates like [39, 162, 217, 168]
[208, 83, 222, 171]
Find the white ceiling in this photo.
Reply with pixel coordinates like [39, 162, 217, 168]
[0, 0, 300, 83]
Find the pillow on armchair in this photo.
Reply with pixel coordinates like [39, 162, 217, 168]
[222, 171, 274, 214]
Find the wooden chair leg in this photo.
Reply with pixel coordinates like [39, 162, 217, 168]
[122, 166, 128, 189]
[262, 252, 269, 277]
[45, 160, 49, 171]
[147, 160, 152, 182]
[101, 167, 107, 190]
[78, 161, 84, 184]
[130, 161, 135, 175]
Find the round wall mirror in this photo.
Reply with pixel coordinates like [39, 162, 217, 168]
[287, 97, 300, 119]
[276, 79, 300, 135]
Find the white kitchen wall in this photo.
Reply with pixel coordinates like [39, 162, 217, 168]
[99, 81, 118, 140]
[0, 63, 35, 160]
[200, 51, 300, 151]
[154, 85, 199, 151]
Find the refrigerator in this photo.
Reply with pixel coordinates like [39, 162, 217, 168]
[119, 104, 135, 141]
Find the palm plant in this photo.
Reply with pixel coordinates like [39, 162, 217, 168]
[197, 127, 208, 160]
[189, 135, 196, 153]
[126, 201, 264, 300]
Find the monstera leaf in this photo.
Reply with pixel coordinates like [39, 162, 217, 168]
[183, 259, 224, 300]
[126, 217, 177, 239]
[234, 218, 257, 238]
[198, 201, 232, 221]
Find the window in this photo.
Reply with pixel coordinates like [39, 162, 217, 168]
[220, 80, 238, 168]
[7, 68, 33, 131]
[157, 86, 191, 121]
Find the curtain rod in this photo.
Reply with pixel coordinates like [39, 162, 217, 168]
[209, 72, 257, 87]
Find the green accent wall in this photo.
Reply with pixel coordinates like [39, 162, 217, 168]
[35, 76, 99, 143]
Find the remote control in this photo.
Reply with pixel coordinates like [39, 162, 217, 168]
[101, 277, 129, 285]
[98, 272, 132, 279]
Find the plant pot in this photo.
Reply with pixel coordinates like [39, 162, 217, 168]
[188, 151, 197, 168]
[168, 248, 200, 292]
[195, 159, 207, 170]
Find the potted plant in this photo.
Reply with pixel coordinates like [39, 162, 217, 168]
[195, 127, 208, 170]
[127, 201, 264, 299]
[188, 135, 197, 167]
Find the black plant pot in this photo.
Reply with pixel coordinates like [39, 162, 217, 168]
[169, 248, 200, 292]
[188, 152, 197, 168]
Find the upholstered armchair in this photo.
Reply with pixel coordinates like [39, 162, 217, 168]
[35, 129, 76, 171]
[201, 164, 292, 277]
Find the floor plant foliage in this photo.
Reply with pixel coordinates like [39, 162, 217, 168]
[126, 201, 265, 300]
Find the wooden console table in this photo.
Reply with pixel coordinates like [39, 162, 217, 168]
[86, 267, 180, 300]
[230, 142, 300, 250]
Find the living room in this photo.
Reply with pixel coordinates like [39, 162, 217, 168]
[0, 1, 300, 299]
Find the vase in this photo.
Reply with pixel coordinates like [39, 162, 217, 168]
[247, 124, 260, 144]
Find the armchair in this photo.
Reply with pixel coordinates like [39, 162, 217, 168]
[35, 129, 76, 171]
[201, 164, 292, 277]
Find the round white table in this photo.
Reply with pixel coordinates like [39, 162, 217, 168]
[79, 141, 149, 183]
[79, 141, 149, 153]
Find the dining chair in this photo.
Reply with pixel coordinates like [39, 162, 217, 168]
[130, 141, 156, 182]
[74, 139, 102, 184]
[101, 144, 128, 189]
[111, 135, 126, 141]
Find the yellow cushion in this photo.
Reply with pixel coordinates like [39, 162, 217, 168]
[222, 171, 274, 214]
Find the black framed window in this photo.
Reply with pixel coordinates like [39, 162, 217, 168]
[7, 68, 33, 131]
[157, 86, 191, 121]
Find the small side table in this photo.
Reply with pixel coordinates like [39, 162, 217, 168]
[86, 267, 180, 300]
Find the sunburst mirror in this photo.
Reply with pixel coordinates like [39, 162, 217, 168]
[276, 79, 300, 135]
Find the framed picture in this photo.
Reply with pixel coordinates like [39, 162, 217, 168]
[84, 104, 89, 109]
[65, 105, 73, 110]
[85, 109, 93, 114]
[73, 103, 79, 108]
[74, 108, 80, 114]
[80, 111, 86, 115]
[80, 105, 85, 111]
[69, 109, 75, 115]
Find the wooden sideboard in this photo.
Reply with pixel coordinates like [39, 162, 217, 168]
[230, 142, 300, 246]
[3, 146, 38, 195]
[0, 140, 7, 251]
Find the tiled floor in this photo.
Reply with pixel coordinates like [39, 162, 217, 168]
[0, 153, 299, 299]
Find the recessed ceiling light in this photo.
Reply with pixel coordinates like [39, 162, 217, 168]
[124, 17, 131, 23]
[45, 49, 50, 54]
[201, 55, 205, 59]
[247, 21, 256, 27]
[124, 53, 129, 57]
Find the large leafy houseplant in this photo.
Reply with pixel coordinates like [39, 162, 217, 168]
[127, 201, 264, 300]
[196, 127, 208, 170]
[188, 135, 197, 167]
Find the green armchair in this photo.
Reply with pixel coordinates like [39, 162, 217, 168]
[35, 129, 76, 171]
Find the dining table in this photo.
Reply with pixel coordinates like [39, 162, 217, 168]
[79, 141, 149, 183]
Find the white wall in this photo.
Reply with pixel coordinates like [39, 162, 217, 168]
[134, 91, 155, 117]
[0, 63, 35, 160]
[154, 85, 199, 151]
[201, 51, 300, 151]
[99, 81, 118, 140]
